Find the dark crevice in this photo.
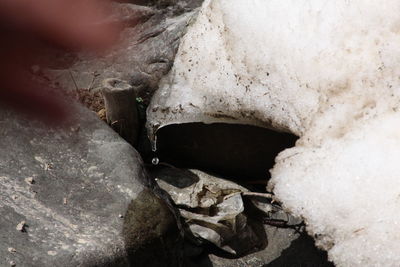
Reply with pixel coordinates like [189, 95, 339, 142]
[264, 233, 334, 267]
[152, 122, 298, 182]
[137, 122, 335, 266]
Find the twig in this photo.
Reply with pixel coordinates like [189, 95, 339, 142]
[263, 218, 305, 233]
[101, 78, 139, 146]
[68, 69, 79, 91]
[86, 71, 99, 91]
[158, 162, 179, 169]
[241, 192, 274, 199]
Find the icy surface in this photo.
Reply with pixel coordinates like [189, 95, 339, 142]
[148, 0, 400, 266]
[270, 113, 400, 266]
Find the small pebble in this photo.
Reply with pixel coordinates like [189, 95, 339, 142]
[9, 260, 16, 266]
[8, 247, 16, 253]
[70, 126, 80, 133]
[16, 221, 26, 232]
[44, 163, 53, 171]
[47, 250, 57, 256]
[118, 214, 124, 218]
[24, 177, 34, 185]
[97, 109, 107, 121]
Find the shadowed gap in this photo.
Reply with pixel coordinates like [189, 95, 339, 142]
[155, 123, 298, 182]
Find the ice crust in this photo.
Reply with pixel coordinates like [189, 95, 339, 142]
[270, 113, 400, 266]
[147, 0, 400, 266]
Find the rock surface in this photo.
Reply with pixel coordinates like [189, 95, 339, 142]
[123, 188, 182, 267]
[0, 102, 180, 266]
[44, 0, 202, 105]
[154, 168, 267, 256]
[203, 232, 333, 267]
[150, 167, 333, 267]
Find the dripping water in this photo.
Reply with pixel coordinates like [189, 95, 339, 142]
[150, 129, 159, 165]
[151, 157, 160, 165]
[151, 133, 157, 152]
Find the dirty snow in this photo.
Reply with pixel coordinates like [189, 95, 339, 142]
[148, 0, 400, 266]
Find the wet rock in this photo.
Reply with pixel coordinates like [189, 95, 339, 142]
[184, 220, 332, 267]
[0, 103, 180, 266]
[123, 188, 182, 267]
[151, 167, 332, 267]
[202, 233, 334, 267]
[154, 168, 267, 256]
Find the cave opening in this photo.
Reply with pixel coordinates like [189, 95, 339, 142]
[151, 122, 298, 185]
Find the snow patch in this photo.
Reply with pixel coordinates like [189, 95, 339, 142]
[147, 0, 400, 265]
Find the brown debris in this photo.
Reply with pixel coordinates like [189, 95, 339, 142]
[67, 89, 105, 113]
[97, 108, 107, 121]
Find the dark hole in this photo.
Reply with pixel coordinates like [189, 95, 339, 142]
[155, 123, 298, 182]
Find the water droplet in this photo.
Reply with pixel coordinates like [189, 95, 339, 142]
[149, 125, 159, 152]
[152, 157, 159, 165]
[151, 134, 158, 152]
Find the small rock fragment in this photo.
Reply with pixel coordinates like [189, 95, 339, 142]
[97, 109, 107, 121]
[63, 198, 67, 205]
[25, 177, 35, 185]
[47, 250, 57, 256]
[44, 163, 53, 171]
[118, 214, 124, 218]
[16, 221, 26, 232]
[70, 126, 80, 133]
[8, 247, 16, 253]
[9, 260, 16, 266]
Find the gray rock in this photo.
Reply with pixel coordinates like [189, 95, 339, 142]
[123, 188, 182, 267]
[127, 0, 178, 8]
[182, 218, 333, 267]
[154, 168, 267, 256]
[0, 102, 180, 266]
[185, 232, 334, 267]
[44, 0, 203, 104]
[150, 167, 333, 267]
[202, 232, 334, 267]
